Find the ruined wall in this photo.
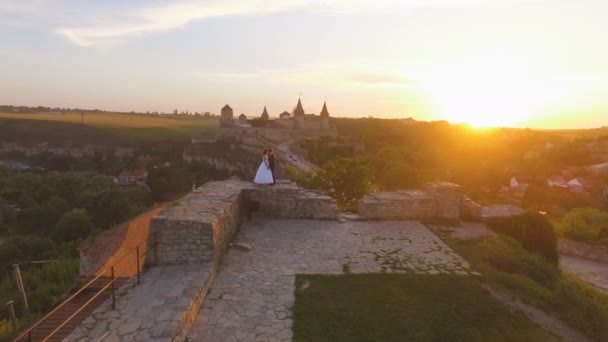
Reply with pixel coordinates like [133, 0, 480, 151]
[149, 179, 339, 266]
[357, 190, 436, 220]
[149, 180, 250, 265]
[243, 182, 338, 220]
[358, 182, 463, 221]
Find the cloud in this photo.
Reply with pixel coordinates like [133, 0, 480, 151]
[1, 0, 544, 48]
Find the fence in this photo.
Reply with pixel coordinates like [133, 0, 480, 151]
[11, 232, 158, 342]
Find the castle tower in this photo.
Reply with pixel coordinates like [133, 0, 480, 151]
[320, 101, 330, 130]
[294, 97, 305, 128]
[261, 106, 269, 120]
[220, 104, 234, 123]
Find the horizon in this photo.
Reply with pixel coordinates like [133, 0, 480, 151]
[1, 0, 608, 129]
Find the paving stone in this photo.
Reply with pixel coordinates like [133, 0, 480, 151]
[117, 320, 140, 336]
[188, 219, 470, 341]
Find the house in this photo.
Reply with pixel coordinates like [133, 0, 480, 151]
[279, 111, 291, 120]
[234, 113, 251, 127]
[118, 169, 148, 186]
[510, 177, 525, 188]
[547, 176, 567, 188]
[566, 178, 591, 193]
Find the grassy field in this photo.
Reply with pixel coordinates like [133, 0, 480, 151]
[0, 112, 214, 128]
[293, 273, 558, 342]
[0, 112, 218, 143]
[442, 233, 608, 341]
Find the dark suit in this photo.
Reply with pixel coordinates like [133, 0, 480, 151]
[268, 153, 276, 184]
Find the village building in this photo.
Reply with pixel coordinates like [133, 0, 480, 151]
[547, 175, 567, 188]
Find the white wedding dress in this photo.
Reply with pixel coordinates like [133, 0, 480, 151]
[253, 156, 274, 184]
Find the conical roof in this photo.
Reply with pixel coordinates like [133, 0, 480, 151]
[261, 106, 269, 119]
[222, 104, 232, 110]
[320, 101, 329, 117]
[294, 98, 305, 117]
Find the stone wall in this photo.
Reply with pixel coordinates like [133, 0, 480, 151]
[149, 180, 251, 265]
[357, 190, 436, 220]
[425, 182, 463, 220]
[460, 196, 483, 220]
[358, 182, 463, 221]
[243, 181, 338, 220]
[150, 180, 339, 267]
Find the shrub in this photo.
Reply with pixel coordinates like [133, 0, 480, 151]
[487, 211, 559, 265]
[52, 209, 93, 242]
[554, 207, 608, 246]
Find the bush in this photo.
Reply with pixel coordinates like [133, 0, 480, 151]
[554, 207, 608, 246]
[52, 209, 93, 242]
[487, 211, 559, 265]
[287, 158, 374, 211]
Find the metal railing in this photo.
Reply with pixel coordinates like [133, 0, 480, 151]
[11, 232, 158, 342]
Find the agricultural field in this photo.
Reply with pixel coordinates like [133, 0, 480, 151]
[0, 112, 218, 143]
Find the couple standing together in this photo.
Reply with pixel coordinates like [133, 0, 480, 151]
[253, 148, 277, 185]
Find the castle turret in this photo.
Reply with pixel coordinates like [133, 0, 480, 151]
[261, 106, 269, 120]
[294, 98, 305, 128]
[220, 104, 233, 123]
[320, 101, 330, 130]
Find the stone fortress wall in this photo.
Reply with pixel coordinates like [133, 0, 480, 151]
[67, 179, 466, 342]
[149, 179, 339, 265]
[357, 182, 464, 221]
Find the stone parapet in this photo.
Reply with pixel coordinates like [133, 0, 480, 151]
[149, 179, 339, 266]
[149, 180, 252, 265]
[460, 196, 483, 221]
[358, 182, 464, 221]
[425, 182, 463, 220]
[358, 190, 436, 220]
[244, 181, 338, 220]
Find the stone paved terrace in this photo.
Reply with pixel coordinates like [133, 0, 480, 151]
[188, 219, 475, 342]
[66, 264, 213, 342]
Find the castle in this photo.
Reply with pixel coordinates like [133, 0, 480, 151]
[216, 98, 337, 142]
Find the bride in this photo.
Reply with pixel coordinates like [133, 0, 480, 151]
[253, 149, 274, 185]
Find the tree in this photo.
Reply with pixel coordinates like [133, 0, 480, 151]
[52, 209, 93, 242]
[487, 211, 559, 265]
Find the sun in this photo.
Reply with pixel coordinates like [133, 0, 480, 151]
[417, 53, 566, 128]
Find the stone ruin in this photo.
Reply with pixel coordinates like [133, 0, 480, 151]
[65, 179, 469, 341]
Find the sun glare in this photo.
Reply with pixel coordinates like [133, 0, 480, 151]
[418, 53, 567, 128]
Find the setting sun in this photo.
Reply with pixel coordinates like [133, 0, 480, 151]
[418, 52, 568, 128]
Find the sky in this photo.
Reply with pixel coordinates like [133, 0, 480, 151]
[0, 0, 607, 128]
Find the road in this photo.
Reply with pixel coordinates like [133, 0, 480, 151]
[560, 254, 608, 292]
[276, 141, 318, 172]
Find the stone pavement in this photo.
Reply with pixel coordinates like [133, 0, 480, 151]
[65, 264, 213, 342]
[187, 219, 474, 342]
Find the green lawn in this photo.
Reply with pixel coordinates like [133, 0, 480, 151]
[443, 234, 608, 341]
[293, 273, 558, 342]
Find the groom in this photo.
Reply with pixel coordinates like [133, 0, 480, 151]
[268, 148, 277, 185]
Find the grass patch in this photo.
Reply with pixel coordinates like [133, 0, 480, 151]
[445, 234, 608, 341]
[0, 115, 218, 144]
[293, 273, 558, 342]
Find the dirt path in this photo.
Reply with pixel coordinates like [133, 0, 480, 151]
[485, 285, 591, 342]
[560, 254, 608, 292]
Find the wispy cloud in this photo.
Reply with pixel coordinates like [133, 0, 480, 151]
[1, 0, 544, 48]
